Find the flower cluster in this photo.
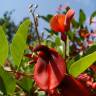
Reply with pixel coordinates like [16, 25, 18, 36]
[25, 8, 96, 96]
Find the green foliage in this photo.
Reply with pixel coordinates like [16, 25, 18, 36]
[40, 14, 53, 23]
[72, 19, 79, 28]
[0, 11, 17, 42]
[67, 55, 81, 70]
[55, 36, 61, 46]
[0, 26, 8, 66]
[85, 45, 96, 55]
[1, 7, 96, 96]
[0, 67, 16, 95]
[10, 19, 31, 67]
[90, 11, 96, 24]
[79, 9, 86, 26]
[0, 77, 6, 95]
[17, 77, 34, 92]
[69, 51, 96, 77]
[66, 36, 70, 57]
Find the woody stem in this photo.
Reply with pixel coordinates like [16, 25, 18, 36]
[32, 13, 41, 45]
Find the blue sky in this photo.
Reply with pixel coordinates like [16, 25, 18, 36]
[0, 0, 96, 31]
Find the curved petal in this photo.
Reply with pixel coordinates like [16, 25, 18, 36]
[60, 75, 89, 96]
[50, 14, 65, 33]
[48, 49, 66, 89]
[34, 48, 66, 92]
[50, 9, 75, 33]
[57, 14, 65, 33]
[65, 9, 75, 25]
[33, 45, 49, 52]
[34, 54, 49, 90]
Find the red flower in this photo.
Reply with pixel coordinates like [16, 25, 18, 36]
[50, 9, 75, 33]
[59, 75, 90, 96]
[90, 64, 96, 72]
[79, 29, 90, 38]
[33, 45, 66, 93]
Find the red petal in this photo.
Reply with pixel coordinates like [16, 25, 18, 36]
[50, 14, 65, 33]
[57, 14, 66, 33]
[65, 9, 75, 25]
[60, 75, 89, 96]
[34, 49, 66, 92]
[90, 93, 96, 96]
[33, 45, 49, 52]
[50, 9, 74, 33]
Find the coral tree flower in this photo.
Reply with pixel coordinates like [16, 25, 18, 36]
[59, 75, 90, 96]
[79, 29, 90, 38]
[50, 9, 75, 33]
[33, 45, 66, 93]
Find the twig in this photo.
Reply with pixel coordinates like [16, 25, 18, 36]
[32, 13, 41, 44]
[29, 4, 41, 44]
[6, 70, 34, 79]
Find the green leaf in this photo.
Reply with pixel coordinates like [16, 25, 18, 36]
[57, 41, 65, 57]
[67, 55, 81, 70]
[40, 14, 53, 22]
[72, 19, 79, 28]
[90, 11, 96, 24]
[0, 77, 6, 95]
[38, 91, 45, 96]
[0, 26, 8, 66]
[85, 45, 96, 55]
[17, 77, 34, 92]
[67, 31, 76, 41]
[79, 9, 86, 26]
[55, 36, 61, 46]
[44, 28, 58, 35]
[0, 67, 16, 95]
[11, 19, 31, 66]
[69, 51, 96, 77]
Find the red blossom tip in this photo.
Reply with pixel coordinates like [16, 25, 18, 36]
[33, 45, 49, 52]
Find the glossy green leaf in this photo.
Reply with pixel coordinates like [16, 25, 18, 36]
[0, 26, 8, 66]
[17, 77, 34, 92]
[69, 51, 96, 77]
[11, 19, 31, 66]
[79, 9, 86, 26]
[0, 67, 16, 95]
